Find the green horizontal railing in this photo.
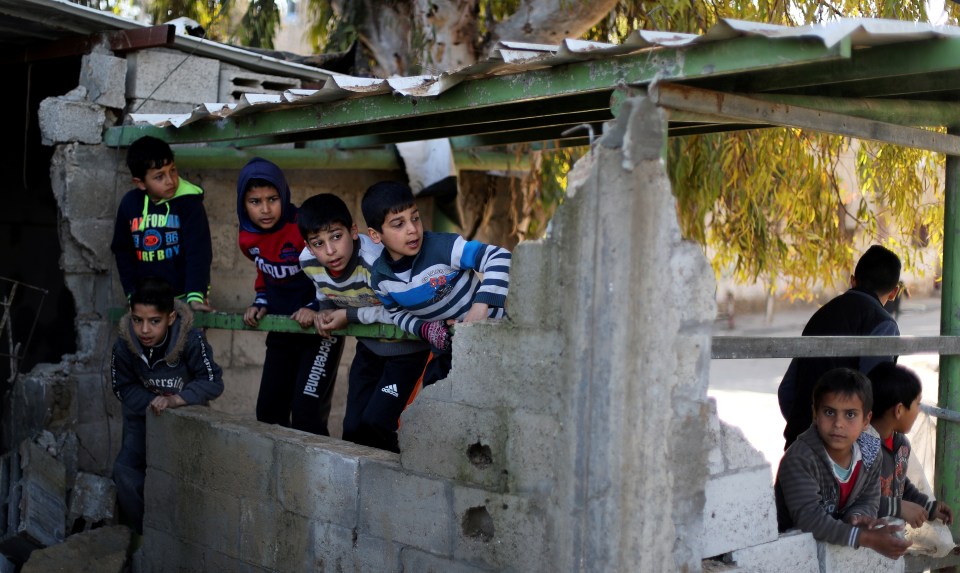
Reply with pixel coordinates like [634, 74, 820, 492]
[108, 308, 418, 340]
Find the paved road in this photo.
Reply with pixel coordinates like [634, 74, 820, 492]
[708, 294, 944, 481]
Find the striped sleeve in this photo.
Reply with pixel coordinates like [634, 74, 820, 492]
[451, 237, 511, 308]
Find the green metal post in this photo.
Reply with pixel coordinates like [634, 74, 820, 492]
[936, 127, 960, 548]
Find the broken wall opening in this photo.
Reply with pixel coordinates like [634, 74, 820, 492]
[0, 56, 80, 454]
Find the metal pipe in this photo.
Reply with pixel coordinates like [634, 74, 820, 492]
[936, 127, 960, 543]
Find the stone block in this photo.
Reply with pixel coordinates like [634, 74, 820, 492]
[38, 96, 104, 145]
[238, 499, 310, 570]
[399, 397, 507, 489]
[399, 547, 497, 573]
[507, 239, 561, 329]
[67, 472, 116, 530]
[729, 531, 818, 573]
[451, 485, 549, 572]
[202, 329, 233, 367]
[74, 418, 120, 476]
[310, 522, 402, 573]
[701, 467, 778, 559]
[141, 526, 205, 573]
[275, 436, 361, 527]
[50, 143, 127, 221]
[720, 420, 770, 473]
[209, 272, 259, 312]
[147, 469, 241, 557]
[144, 407, 206, 478]
[79, 52, 126, 109]
[20, 525, 129, 573]
[59, 219, 114, 273]
[446, 322, 564, 417]
[503, 409, 563, 494]
[125, 49, 219, 103]
[209, 221, 240, 269]
[219, 63, 300, 102]
[817, 542, 904, 572]
[358, 458, 453, 556]
[211, 366, 260, 416]
[231, 330, 268, 368]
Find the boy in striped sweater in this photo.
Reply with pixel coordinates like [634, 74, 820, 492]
[298, 194, 431, 452]
[361, 181, 511, 387]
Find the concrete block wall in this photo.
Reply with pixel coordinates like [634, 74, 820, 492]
[219, 63, 301, 103]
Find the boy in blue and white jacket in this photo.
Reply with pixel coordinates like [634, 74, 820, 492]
[361, 181, 511, 387]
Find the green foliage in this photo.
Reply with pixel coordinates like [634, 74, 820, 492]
[142, 0, 233, 41]
[305, 0, 359, 54]
[237, 0, 280, 48]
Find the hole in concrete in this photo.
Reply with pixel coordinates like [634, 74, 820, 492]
[462, 506, 495, 542]
[466, 442, 492, 468]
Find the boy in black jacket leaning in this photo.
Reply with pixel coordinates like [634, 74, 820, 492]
[111, 277, 224, 534]
[111, 135, 213, 310]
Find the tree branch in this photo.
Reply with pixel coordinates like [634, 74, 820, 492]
[486, 0, 619, 54]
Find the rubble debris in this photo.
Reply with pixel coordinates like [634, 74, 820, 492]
[20, 525, 129, 573]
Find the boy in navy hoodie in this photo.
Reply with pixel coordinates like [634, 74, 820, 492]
[237, 158, 343, 435]
[111, 136, 213, 310]
[111, 277, 223, 533]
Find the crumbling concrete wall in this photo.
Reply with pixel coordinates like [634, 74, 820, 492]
[140, 95, 716, 571]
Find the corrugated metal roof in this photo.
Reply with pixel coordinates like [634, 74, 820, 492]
[0, 0, 336, 82]
[124, 17, 960, 131]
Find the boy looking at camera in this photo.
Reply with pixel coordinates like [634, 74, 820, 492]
[237, 158, 343, 436]
[866, 362, 954, 529]
[111, 277, 223, 534]
[361, 181, 512, 387]
[298, 193, 430, 452]
[111, 135, 213, 310]
[775, 368, 912, 560]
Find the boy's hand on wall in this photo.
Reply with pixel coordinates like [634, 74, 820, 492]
[901, 501, 928, 528]
[462, 302, 489, 323]
[933, 502, 954, 525]
[190, 300, 214, 312]
[291, 308, 318, 329]
[859, 526, 912, 560]
[244, 305, 267, 327]
[318, 309, 348, 336]
[149, 394, 187, 416]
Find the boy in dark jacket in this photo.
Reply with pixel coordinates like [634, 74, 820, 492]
[237, 157, 344, 435]
[779, 245, 902, 448]
[111, 136, 213, 310]
[111, 277, 224, 534]
[866, 362, 953, 528]
[775, 368, 910, 560]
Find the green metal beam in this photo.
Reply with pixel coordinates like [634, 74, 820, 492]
[171, 147, 530, 171]
[108, 307, 417, 339]
[105, 35, 850, 147]
[936, 129, 960, 542]
[654, 83, 960, 155]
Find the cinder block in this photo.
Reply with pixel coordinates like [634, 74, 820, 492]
[63, 275, 114, 320]
[310, 522, 403, 573]
[451, 485, 549, 572]
[274, 436, 361, 527]
[125, 49, 219, 103]
[705, 400, 724, 475]
[720, 420, 770, 473]
[50, 143, 127, 220]
[400, 547, 497, 573]
[141, 526, 205, 573]
[399, 397, 507, 488]
[669, 240, 718, 325]
[126, 98, 198, 115]
[164, 471, 241, 557]
[59, 219, 114, 273]
[358, 458, 453, 556]
[219, 63, 300, 102]
[202, 329, 232, 366]
[231, 330, 268, 368]
[20, 524, 128, 573]
[238, 499, 310, 569]
[144, 407, 207, 478]
[701, 467, 778, 558]
[74, 418, 120, 476]
[729, 531, 818, 573]
[503, 408, 562, 494]
[817, 541, 904, 572]
[211, 366, 261, 415]
[187, 416, 278, 499]
[68, 472, 115, 529]
[446, 322, 564, 417]
[209, 221, 240, 270]
[79, 52, 126, 109]
[38, 96, 105, 145]
[507, 239, 562, 329]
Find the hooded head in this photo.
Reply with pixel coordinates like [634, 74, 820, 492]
[237, 157, 296, 233]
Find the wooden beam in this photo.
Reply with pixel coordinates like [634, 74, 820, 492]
[654, 83, 960, 156]
[711, 336, 960, 359]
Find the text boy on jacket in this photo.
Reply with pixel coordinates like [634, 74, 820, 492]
[111, 135, 213, 310]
